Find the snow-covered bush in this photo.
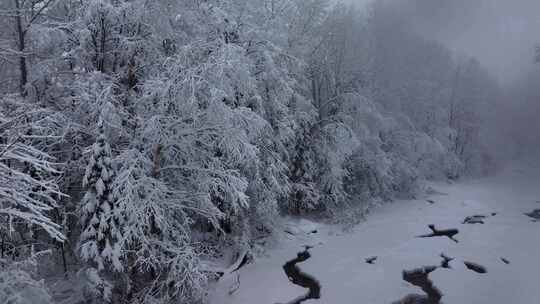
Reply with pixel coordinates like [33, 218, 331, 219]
[80, 267, 114, 303]
[0, 254, 53, 304]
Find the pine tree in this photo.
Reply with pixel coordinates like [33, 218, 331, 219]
[79, 118, 123, 272]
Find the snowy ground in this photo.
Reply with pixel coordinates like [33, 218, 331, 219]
[209, 162, 540, 304]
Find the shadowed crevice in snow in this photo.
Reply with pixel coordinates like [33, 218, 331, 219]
[365, 256, 377, 264]
[462, 215, 486, 224]
[463, 261, 487, 274]
[280, 249, 321, 304]
[524, 209, 540, 220]
[463, 213, 498, 224]
[392, 266, 443, 304]
[439, 253, 454, 269]
[417, 225, 459, 243]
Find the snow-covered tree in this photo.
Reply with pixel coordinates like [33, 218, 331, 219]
[112, 149, 213, 302]
[0, 0, 62, 95]
[79, 118, 123, 272]
[0, 96, 65, 243]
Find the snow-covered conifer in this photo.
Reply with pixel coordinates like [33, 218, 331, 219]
[79, 118, 123, 272]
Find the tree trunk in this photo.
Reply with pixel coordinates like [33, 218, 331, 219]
[152, 144, 162, 178]
[13, 0, 28, 96]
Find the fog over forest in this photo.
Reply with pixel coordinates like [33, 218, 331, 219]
[1, 1, 539, 304]
[346, 0, 540, 158]
[346, 0, 540, 83]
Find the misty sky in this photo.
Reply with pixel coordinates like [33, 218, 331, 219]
[342, 0, 540, 84]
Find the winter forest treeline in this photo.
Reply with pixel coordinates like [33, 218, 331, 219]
[0, 0, 509, 303]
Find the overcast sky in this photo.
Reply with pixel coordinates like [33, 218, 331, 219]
[340, 0, 540, 84]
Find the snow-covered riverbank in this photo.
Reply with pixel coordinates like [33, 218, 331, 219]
[210, 163, 540, 304]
